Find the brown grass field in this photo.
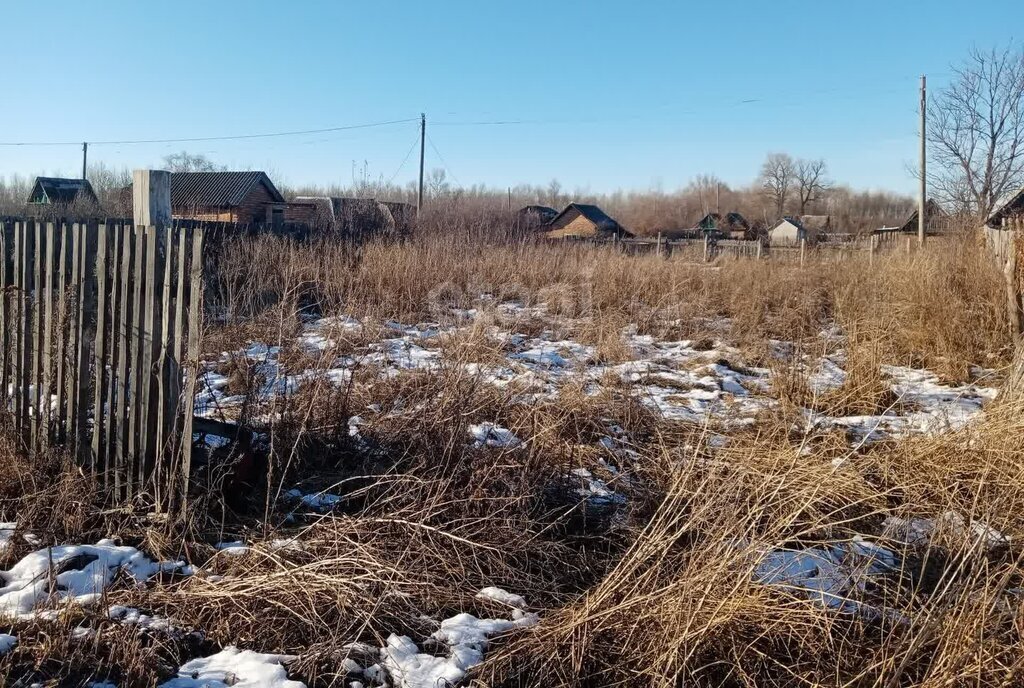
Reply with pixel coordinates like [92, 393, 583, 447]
[1, 228, 1022, 687]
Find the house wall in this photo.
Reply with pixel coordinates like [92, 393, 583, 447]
[171, 182, 281, 224]
[547, 212, 600, 238]
[770, 222, 802, 246]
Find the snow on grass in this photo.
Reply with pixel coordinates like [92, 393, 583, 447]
[468, 423, 522, 449]
[0, 523, 16, 553]
[0, 541, 186, 619]
[381, 608, 538, 688]
[475, 587, 527, 609]
[285, 488, 344, 512]
[214, 541, 251, 557]
[108, 605, 178, 634]
[570, 468, 626, 505]
[883, 512, 1009, 549]
[160, 646, 303, 688]
[754, 539, 898, 614]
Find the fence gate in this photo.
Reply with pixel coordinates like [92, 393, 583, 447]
[0, 218, 204, 507]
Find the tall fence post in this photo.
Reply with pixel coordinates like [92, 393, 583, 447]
[800, 238, 806, 267]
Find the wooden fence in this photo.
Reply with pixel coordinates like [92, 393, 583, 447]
[0, 218, 204, 506]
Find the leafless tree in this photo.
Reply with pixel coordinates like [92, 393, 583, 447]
[795, 159, 830, 214]
[927, 44, 1024, 219]
[759, 153, 796, 217]
[162, 151, 224, 173]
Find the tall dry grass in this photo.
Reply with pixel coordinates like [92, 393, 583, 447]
[1, 226, 1020, 687]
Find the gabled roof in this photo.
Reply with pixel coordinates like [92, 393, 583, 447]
[551, 203, 622, 230]
[171, 171, 284, 208]
[987, 186, 1024, 227]
[27, 177, 98, 205]
[899, 199, 946, 233]
[695, 212, 749, 231]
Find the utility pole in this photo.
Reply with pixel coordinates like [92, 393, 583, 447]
[716, 182, 720, 215]
[417, 113, 426, 213]
[81, 142, 88, 181]
[918, 75, 926, 247]
[507, 187, 511, 211]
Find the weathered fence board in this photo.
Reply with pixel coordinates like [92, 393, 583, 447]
[0, 218, 204, 507]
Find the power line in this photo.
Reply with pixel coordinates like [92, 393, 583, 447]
[0, 117, 420, 147]
[388, 134, 422, 185]
[426, 133, 461, 187]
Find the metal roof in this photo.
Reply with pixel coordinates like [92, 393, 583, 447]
[170, 171, 284, 208]
[988, 186, 1024, 227]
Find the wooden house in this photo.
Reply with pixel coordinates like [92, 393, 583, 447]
[898, 199, 947, 234]
[170, 171, 287, 225]
[545, 203, 631, 239]
[694, 212, 750, 239]
[25, 177, 100, 214]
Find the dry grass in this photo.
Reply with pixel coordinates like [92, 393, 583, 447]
[1, 227, 1021, 687]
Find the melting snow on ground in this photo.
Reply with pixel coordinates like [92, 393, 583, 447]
[468, 423, 522, 449]
[160, 647, 303, 688]
[0, 541, 186, 619]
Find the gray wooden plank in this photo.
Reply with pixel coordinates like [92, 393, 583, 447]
[128, 226, 146, 483]
[53, 222, 71, 444]
[0, 221, 12, 413]
[90, 223, 109, 475]
[17, 221, 34, 440]
[155, 224, 175, 508]
[103, 224, 123, 493]
[73, 223, 97, 463]
[180, 227, 204, 510]
[41, 222, 57, 446]
[31, 221, 45, 450]
[140, 226, 160, 486]
[115, 223, 134, 497]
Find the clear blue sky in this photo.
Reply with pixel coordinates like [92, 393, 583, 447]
[0, 0, 1017, 195]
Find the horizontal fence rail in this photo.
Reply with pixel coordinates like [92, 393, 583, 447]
[0, 218, 204, 507]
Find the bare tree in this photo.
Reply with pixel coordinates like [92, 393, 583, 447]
[795, 159, 830, 214]
[928, 44, 1024, 219]
[759, 153, 796, 217]
[162, 151, 224, 173]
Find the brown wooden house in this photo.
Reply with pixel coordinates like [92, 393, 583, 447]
[169, 171, 286, 225]
[545, 203, 631, 239]
[899, 199, 947, 233]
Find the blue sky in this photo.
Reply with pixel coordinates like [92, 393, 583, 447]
[0, 0, 1017, 195]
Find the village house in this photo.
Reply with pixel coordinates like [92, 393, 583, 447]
[897, 199, 947, 234]
[769, 215, 831, 246]
[694, 212, 750, 239]
[25, 177, 101, 214]
[168, 171, 287, 225]
[545, 203, 631, 239]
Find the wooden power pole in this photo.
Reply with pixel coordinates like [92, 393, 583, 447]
[417, 113, 426, 213]
[918, 75, 926, 247]
[82, 142, 88, 181]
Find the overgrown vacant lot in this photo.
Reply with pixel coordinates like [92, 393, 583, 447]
[1, 233, 1022, 687]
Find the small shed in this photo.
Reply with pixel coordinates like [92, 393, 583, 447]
[170, 171, 286, 225]
[26, 177, 100, 209]
[769, 215, 830, 246]
[545, 203, 631, 239]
